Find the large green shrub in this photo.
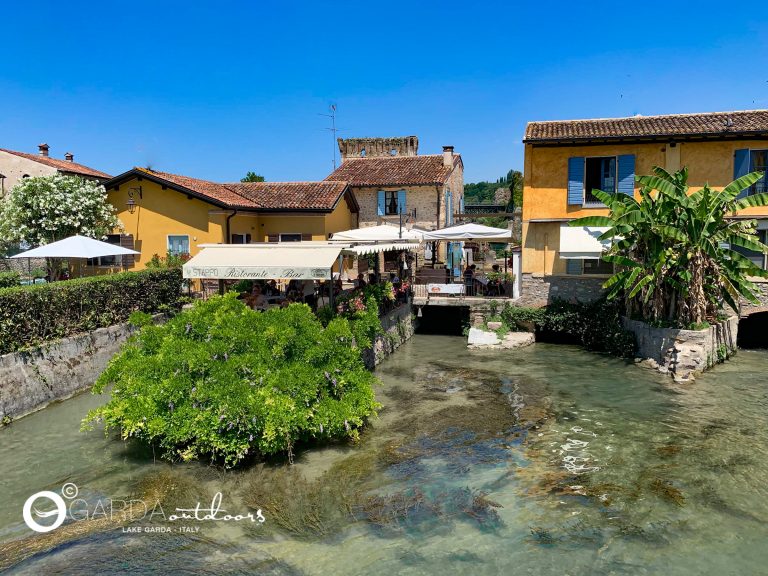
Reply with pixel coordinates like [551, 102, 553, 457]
[0, 271, 20, 289]
[83, 295, 379, 467]
[0, 268, 182, 354]
[500, 299, 635, 358]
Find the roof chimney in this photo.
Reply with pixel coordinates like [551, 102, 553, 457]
[38, 143, 49, 157]
[442, 145, 454, 167]
[64, 152, 74, 162]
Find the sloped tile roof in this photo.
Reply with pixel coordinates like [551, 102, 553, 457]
[225, 181, 349, 210]
[325, 154, 460, 187]
[0, 148, 111, 179]
[134, 168, 257, 208]
[524, 110, 768, 143]
[109, 168, 351, 211]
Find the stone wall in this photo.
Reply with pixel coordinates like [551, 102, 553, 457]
[740, 279, 768, 316]
[0, 319, 148, 421]
[623, 316, 738, 382]
[518, 273, 606, 307]
[362, 304, 417, 369]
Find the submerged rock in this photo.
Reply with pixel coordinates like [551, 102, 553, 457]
[468, 328, 534, 350]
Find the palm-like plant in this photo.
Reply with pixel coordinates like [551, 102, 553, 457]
[570, 167, 768, 327]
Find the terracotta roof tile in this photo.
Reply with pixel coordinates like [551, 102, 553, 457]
[123, 168, 349, 211]
[225, 181, 349, 210]
[0, 148, 111, 179]
[524, 110, 768, 143]
[325, 154, 459, 187]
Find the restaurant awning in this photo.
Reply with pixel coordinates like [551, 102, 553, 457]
[330, 224, 425, 241]
[559, 224, 611, 259]
[423, 223, 512, 241]
[347, 242, 420, 256]
[182, 243, 351, 280]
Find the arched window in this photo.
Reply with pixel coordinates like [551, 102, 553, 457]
[360, 148, 366, 157]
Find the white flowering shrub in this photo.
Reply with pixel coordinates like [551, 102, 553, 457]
[0, 174, 121, 247]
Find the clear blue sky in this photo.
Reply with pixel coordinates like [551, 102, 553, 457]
[1, 1, 766, 183]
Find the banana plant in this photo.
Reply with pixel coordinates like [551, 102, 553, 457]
[570, 167, 768, 327]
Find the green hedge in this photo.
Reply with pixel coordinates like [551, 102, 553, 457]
[0, 268, 183, 354]
[0, 271, 20, 289]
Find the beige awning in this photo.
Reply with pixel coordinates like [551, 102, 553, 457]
[183, 243, 349, 280]
[559, 224, 611, 259]
[347, 242, 420, 256]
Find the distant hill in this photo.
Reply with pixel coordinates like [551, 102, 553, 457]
[464, 169, 522, 210]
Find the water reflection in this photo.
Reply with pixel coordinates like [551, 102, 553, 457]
[1, 336, 767, 575]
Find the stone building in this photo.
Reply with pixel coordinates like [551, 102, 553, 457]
[0, 144, 111, 196]
[325, 136, 464, 263]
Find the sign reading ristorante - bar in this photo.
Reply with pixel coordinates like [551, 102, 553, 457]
[183, 266, 331, 280]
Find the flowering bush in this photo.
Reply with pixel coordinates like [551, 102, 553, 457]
[0, 174, 121, 278]
[146, 251, 191, 269]
[83, 295, 380, 467]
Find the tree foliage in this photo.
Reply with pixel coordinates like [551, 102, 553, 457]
[241, 171, 266, 182]
[83, 295, 380, 467]
[571, 167, 768, 327]
[464, 169, 523, 209]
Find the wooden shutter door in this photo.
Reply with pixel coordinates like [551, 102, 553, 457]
[567, 157, 585, 205]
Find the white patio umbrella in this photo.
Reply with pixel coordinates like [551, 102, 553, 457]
[330, 223, 425, 242]
[10, 235, 139, 259]
[423, 223, 513, 241]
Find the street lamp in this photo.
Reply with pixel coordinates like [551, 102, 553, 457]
[127, 186, 142, 215]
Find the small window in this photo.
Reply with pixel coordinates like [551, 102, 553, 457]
[360, 148, 366, 157]
[584, 157, 616, 204]
[750, 150, 768, 195]
[21, 174, 30, 179]
[279, 233, 302, 242]
[168, 235, 190, 255]
[231, 233, 252, 244]
[390, 148, 397, 156]
[385, 191, 401, 215]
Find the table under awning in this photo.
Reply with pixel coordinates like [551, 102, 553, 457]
[559, 224, 611, 259]
[183, 243, 352, 280]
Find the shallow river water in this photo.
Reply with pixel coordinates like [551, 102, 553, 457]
[1, 335, 767, 575]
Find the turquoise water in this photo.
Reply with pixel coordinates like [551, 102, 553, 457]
[1, 336, 767, 575]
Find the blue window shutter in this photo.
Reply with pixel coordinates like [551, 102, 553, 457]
[397, 189, 406, 214]
[460, 196, 465, 214]
[566, 259, 581, 275]
[734, 149, 750, 198]
[568, 157, 585, 205]
[377, 190, 386, 216]
[617, 154, 635, 196]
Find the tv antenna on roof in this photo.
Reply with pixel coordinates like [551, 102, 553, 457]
[319, 103, 340, 170]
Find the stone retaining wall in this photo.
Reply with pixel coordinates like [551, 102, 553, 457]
[362, 304, 417, 369]
[623, 316, 738, 382]
[519, 273, 606, 307]
[0, 320, 147, 421]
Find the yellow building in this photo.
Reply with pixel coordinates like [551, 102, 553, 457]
[521, 109, 768, 305]
[100, 167, 358, 270]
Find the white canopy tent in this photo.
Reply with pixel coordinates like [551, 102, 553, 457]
[423, 223, 513, 241]
[10, 235, 139, 259]
[330, 223, 425, 242]
[558, 224, 611, 259]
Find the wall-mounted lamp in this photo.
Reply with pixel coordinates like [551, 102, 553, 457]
[127, 186, 143, 214]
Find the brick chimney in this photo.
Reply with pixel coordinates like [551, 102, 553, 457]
[442, 145, 454, 167]
[38, 143, 49, 157]
[64, 152, 74, 162]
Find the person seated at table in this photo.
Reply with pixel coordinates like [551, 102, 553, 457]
[368, 272, 378, 285]
[264, 279, 280, 297]
[389, 272, 401, 285]
[355, 274, 367, 290]
[334, 278, 343, 295]
[246, 284, 268, 309]
[286, 279, 300, 294]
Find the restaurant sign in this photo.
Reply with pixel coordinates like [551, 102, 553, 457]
[183, 266, 331, 280]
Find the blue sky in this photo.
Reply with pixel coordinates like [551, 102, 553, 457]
[1, 1, 766, 183]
